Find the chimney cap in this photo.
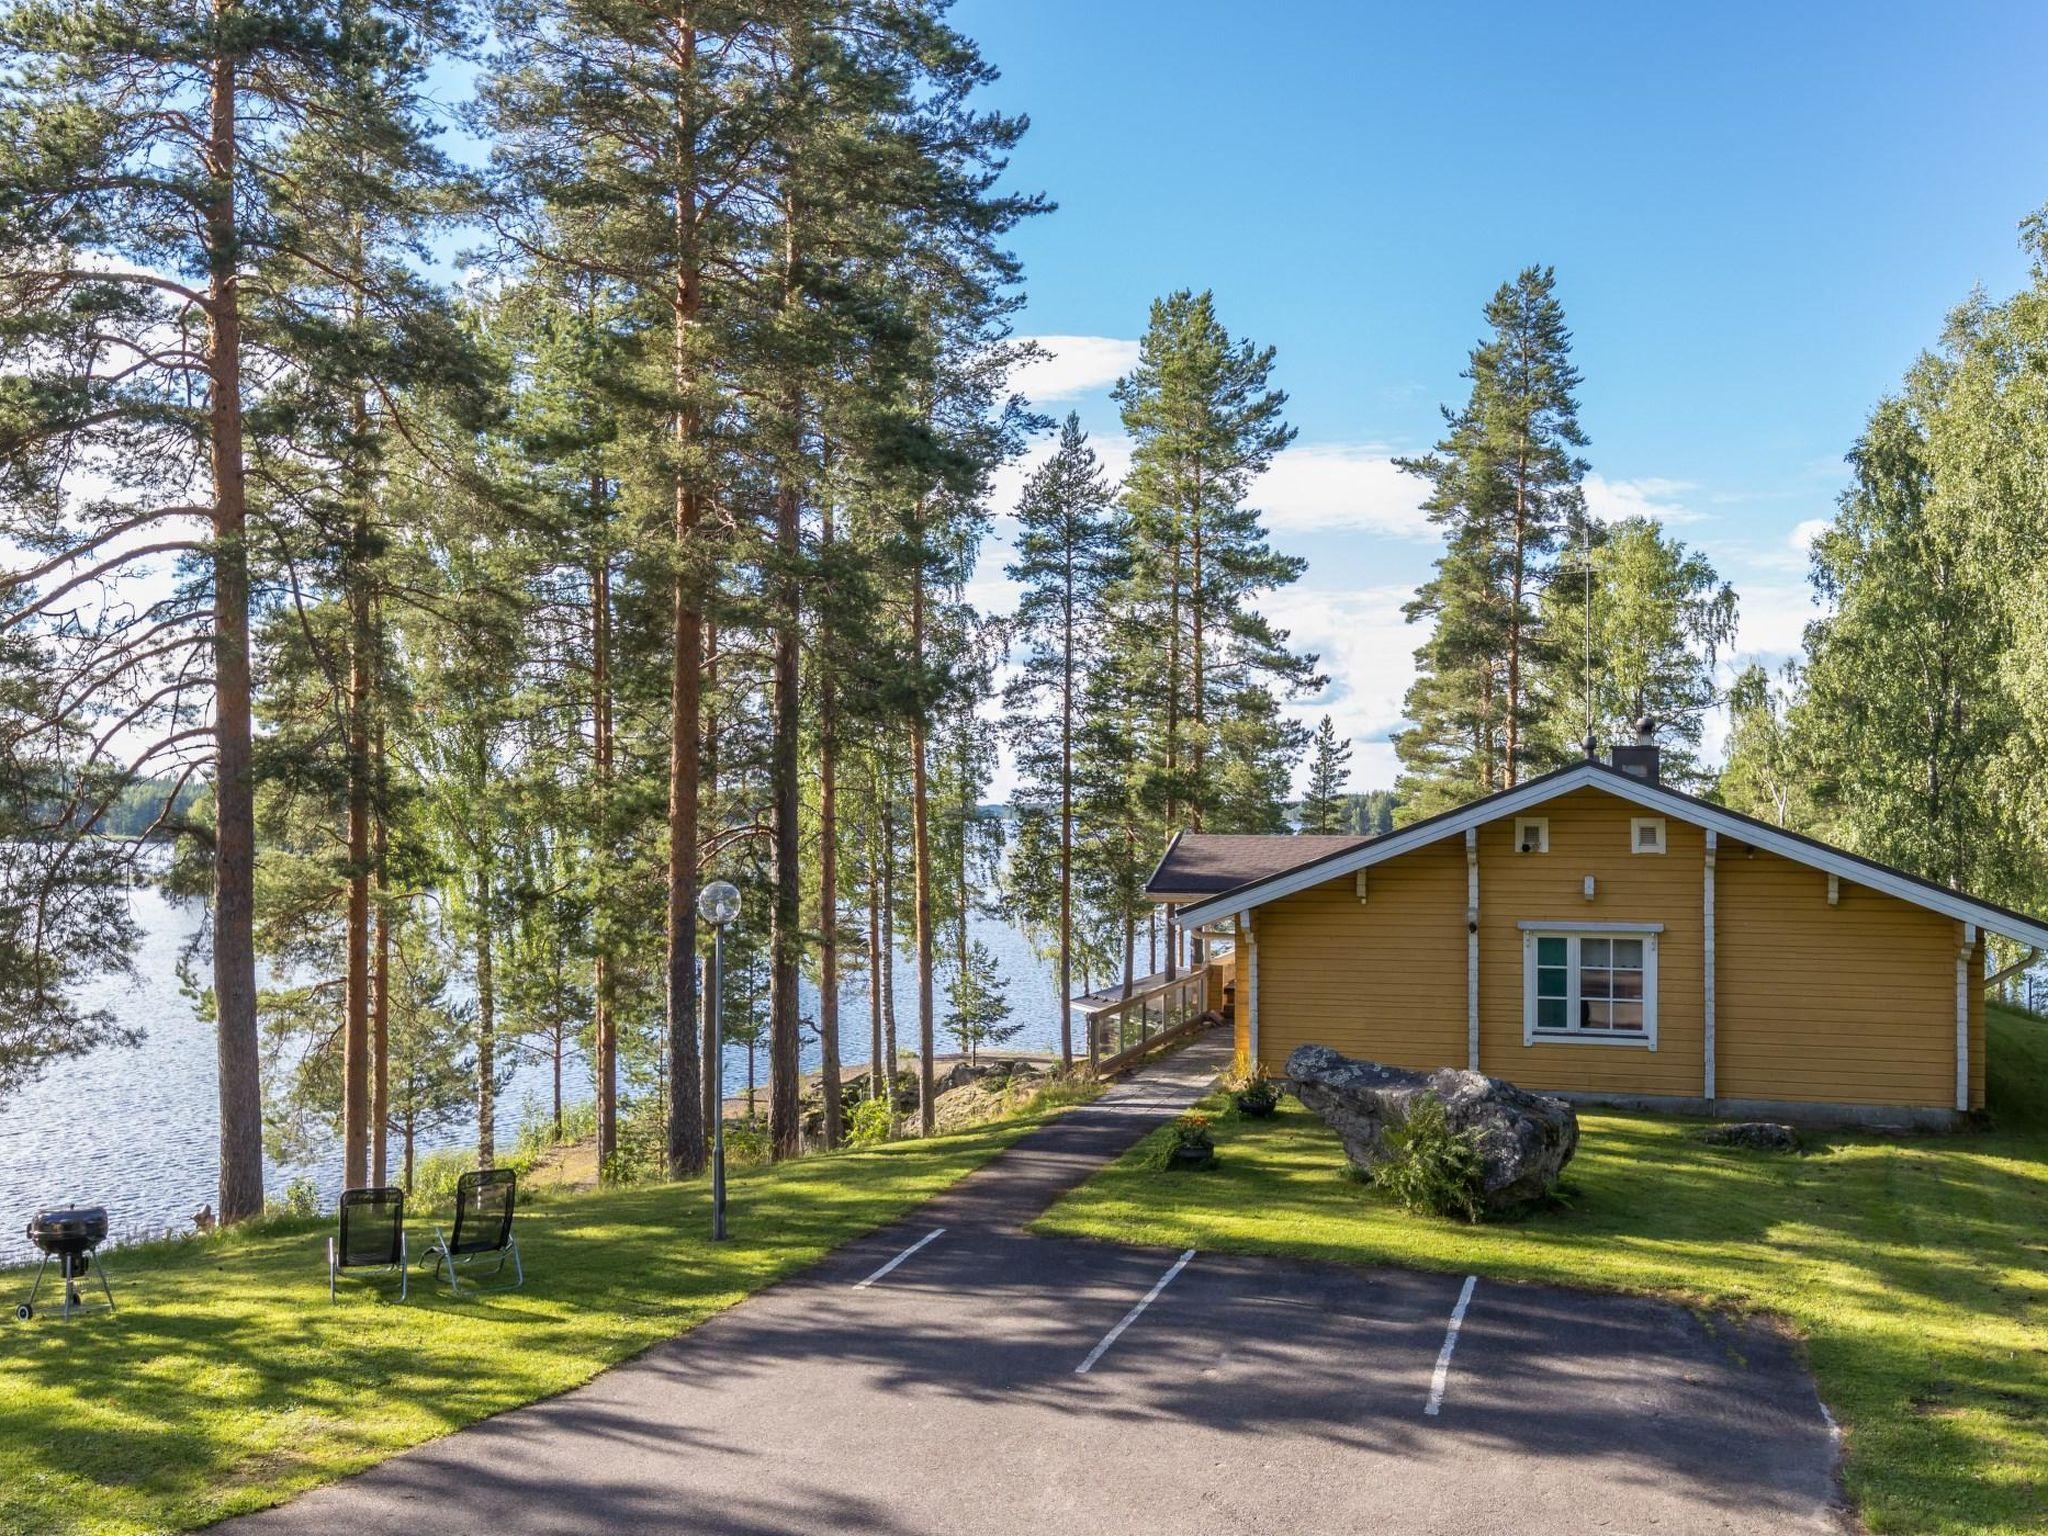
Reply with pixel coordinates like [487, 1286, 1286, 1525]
[1634, 715, 1658, 745]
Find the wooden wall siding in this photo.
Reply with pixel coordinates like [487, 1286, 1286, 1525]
[1717, 846, 1982, 1109]
[1232, 915, 1251, 1069]
[1475, 787, 1707, 1096]
[1254, 835, 1468, 1072]
[1242, 781, 1985, 1112]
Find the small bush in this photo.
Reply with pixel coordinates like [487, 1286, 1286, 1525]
[272, 1176, 320, 1219]
[719, 1118, 771, 1167]
[409, 1148, 477, 1209]
[1367, 1094, 1486, 1223]
[846, 1096, 894, 1146]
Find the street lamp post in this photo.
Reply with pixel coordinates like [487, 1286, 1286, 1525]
[698, 879, 741, 1241]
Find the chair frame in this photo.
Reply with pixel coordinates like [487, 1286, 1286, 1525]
[421, 1168, 523, 1296]
[329, 1187, 409, 1303]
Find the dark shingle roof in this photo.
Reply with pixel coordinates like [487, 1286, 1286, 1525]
[1145, 831, 1371, 900]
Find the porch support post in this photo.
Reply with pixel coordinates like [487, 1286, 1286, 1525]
[1245, 910, 1260, 1072]
[1957, 922, 1977, 1112]
[1465, 828, 1479, 1071]
[1704, 830, 1717, 1101]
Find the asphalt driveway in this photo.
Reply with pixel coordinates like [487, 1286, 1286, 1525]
[221, 1033, 1844, 1535]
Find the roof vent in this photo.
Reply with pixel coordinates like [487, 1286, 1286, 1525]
[1607, 716, 1661, 783]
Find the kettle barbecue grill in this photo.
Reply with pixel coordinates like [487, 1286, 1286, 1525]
[17, 1206, 115, 1321]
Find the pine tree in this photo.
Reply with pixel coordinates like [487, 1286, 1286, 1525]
[1004, 414, 1119, 1065]
[1395, 266, 1589, 815]
[1299, 716, 1353, 832]
[0, 0, 471, 1221]
[1112, 291, 1318, 973]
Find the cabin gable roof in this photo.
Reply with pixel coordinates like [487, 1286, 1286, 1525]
[1171, 761, 2048, 950]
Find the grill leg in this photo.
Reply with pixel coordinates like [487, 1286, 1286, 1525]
[93, 1255, 114, 1314]
[62, 1254, 77, 1320]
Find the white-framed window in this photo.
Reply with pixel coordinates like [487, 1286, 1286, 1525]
[1630, 817, 1667, 855]
[1520, 924, 1660, 1048]
[1514, 816, 1549, 854]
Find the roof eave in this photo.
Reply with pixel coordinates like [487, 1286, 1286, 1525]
[1173, 763, 2048, 950]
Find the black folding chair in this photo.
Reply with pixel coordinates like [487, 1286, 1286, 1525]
[329, 1187, 408, 1302]
[421, 1168, 522, 1295]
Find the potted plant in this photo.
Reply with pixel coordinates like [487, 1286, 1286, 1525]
[1167, 1112, 1218, 1171]
[1231, 1064, 1279, 1119]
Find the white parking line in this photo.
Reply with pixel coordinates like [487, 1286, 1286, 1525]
[1424, 1275, 1479, 1416]
[1075, 1249, 1195, 1375]
[851, 1228, 945, 1290]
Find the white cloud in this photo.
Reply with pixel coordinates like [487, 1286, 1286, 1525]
[1258, 584, 1420, 792]
[1009, 335, 1140, 404]
[1733, 580, 1818, 660]
[1584, 474, 1706, 526]
[1256, 444, 1433, 539]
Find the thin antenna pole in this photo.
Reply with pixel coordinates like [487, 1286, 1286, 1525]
[1583, 518, 1595, 753]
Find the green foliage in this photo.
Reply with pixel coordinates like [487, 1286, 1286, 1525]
[273, 1178, 321, 1220]
[846, 1096, 894, 1147]
[1229, 1065, 1279, 1117]
[1532, 517, 1737, 785]
[1364, 1094, 1486, 1222]
[944, 937, 1020, 1062]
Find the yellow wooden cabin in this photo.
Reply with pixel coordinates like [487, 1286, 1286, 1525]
[1148, 742, 2048, 1128]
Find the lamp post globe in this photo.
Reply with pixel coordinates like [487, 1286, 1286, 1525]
[699, 879, 740, 928]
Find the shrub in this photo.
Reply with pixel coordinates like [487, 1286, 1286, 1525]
[1172, 1111, 1215, 1151]
[273, 1176, 320, 1219]
[1367, 1094, 1486, 1223]
[846, 1096, 894, 1147]
[409, 1148, 477, 1210]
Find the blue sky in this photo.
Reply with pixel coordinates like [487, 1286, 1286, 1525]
[957, 0, 2048, 792]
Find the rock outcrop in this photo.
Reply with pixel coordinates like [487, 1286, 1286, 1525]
[1283, 1044, 1578, 1211]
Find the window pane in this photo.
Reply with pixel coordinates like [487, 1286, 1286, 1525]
[1536, 997, 1568, 1030]
[1537, 936, 1566, 968]
[1583, 937, 1610, 966]
[1581, 967, 1611, 1000]
[1581, 999, 1610, 1029]
[1611, 1001, 1645, 1031]
[1614, 938, 1644, 969]
[1537, 965, 1569, 999]
[1611, 969, 1643, 1001]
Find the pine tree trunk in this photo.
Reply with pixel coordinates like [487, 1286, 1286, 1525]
[1507, 442, 1528, 788]
[880, 747, 900, 1129]
[206, 36, 263, 1225]
[371, 728, 390, 1186]
[1058, 563, 1074, 1068]
[700, 625, 721, 1141]
[867, 834, 883, 1103]
[476, 861, 495, 1169]
[768, 387, 802, 1161]
[910, 568, 936, 1135]
[663, 40, 706, 1178]
[818, 648, 842, 1147]
[342, 576, 372, 1189]
[591, 542, 620, 1168]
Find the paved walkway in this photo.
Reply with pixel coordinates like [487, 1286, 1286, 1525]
[224, 1032, 1844, 1535]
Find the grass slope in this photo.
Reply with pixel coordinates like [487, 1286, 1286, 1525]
[0, 1110, 1061, 1536]
[1037, 1003, 2048, 1536]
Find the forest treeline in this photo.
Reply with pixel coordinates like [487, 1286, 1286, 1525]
[3, 1, 2044, 1223]
[0, 0, 1325, 1213]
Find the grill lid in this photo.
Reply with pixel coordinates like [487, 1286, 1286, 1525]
[25, 1206, 110, 1250]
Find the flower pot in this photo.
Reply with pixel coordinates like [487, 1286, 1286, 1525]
[1167, 1142, 1218, 1172]
[1234, 1095, 1278, 1119]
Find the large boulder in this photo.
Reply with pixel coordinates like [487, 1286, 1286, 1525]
[1283, 1044, 1578, 1211]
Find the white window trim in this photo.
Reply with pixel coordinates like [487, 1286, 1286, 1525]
[1522, 926, 1660, 1049]
[1631, 817, 1667, 855]
[1514, 816, 1549, 854]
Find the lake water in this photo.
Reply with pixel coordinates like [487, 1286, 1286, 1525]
[0, 882, 1093, 1266]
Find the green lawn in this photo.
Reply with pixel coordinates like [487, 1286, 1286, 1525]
[1037, 1003, 2048, 1536]
[0, 1109, 1065, 1536]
